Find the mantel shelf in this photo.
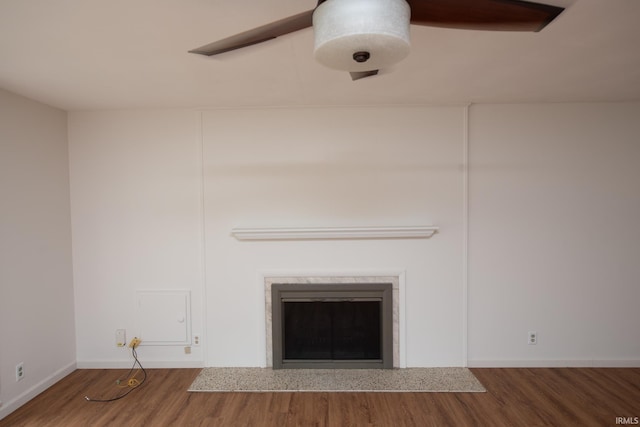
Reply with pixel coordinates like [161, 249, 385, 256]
[230, 226, 439, 241]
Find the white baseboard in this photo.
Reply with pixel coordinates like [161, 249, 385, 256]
[0, 361, 76, 421]
[76, 360, 205, 369]
[589, 360, 640, 368]
[468, 359, 640, 368]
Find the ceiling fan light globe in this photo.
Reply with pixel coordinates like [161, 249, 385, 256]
[313, 0, 411, 72]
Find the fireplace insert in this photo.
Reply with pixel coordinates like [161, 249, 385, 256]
[271, 283, 393, 369]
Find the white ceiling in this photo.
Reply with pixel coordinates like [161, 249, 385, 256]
[1, 0, 639, 111]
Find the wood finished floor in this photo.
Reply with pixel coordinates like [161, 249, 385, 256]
[1, 368, 639, 426]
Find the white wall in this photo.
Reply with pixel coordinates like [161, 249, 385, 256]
[68, 110, 205, 367]
[0, 89, 76, 418]
[65, 102, 640, 370]
[468, 102, 640, 366]
[202, 107, 466, 367]
[67, 106, 467, 369]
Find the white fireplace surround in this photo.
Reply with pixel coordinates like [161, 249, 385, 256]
[262, 272, 405, 368]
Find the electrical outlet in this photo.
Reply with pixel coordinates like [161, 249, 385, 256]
[528, 331, 537, 345]
[16, 362, 24, 381]
[116, 329, 126, 347]
[192, 334, 201, 347]
[129, 337, 142, 348]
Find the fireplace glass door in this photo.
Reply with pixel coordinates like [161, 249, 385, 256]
[272, 283, 393, 369]
[284, 300, 382, 360]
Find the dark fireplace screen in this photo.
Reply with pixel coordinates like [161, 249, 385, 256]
[284, 301, 381, 360]
[271, 283, 393, 369]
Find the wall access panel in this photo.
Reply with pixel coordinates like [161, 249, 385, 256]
[136, 290, 191, 345]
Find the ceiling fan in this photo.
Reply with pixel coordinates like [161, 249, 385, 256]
[189, 0, 565, 81]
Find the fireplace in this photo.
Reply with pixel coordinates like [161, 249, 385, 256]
[271, 282, 394, 369]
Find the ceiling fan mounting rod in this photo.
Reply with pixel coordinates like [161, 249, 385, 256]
[353, 51, 371, 63]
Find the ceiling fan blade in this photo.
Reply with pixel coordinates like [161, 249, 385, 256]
[350, 70, 379, 81]
[408, 0, 564, 32]
[189, 10, 314, 56]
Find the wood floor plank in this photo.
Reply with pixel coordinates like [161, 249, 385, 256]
[1, 368, 639, 426]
